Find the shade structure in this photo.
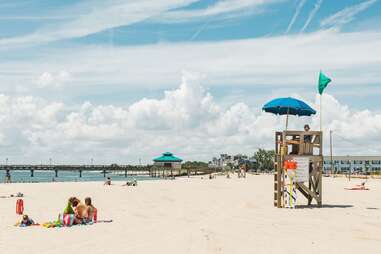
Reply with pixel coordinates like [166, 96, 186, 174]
[262, 97, 316, 130]
[153, 152, 183, 162]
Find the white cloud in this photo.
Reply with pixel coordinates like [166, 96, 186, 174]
[35, 70, 71, 88]
[154, 0, 282, 23]
[320, 0, 377, 29]
[4, 29, 378, 92]
[0, 0, 198, 48]
[300, 0, 323, 33]
[0, 73, 380, 164]
[128, 72, 219, 130]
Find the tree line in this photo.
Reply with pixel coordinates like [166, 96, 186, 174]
[183, 149, 276, 172]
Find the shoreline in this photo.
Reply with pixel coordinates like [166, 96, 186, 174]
[2, 171, 381, 184]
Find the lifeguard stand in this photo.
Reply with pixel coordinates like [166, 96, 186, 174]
[274, 130, 323, 208]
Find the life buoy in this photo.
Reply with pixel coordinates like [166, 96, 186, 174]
[284, 160, 297, 170]
[16, 199, 24, 215]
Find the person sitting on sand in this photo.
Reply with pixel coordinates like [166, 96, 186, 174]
[69, 197, 88, 224]
[64, 197, 76, 214]
[104, 177, 112, 186]
[85, 197, 96, 222]
[122, 178, 137, 186]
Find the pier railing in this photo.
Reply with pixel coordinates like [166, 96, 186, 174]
[0, 164, 153, 178]
[0, 164, 217, 180]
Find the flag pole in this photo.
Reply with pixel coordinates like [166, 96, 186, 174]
[320, 94, 322, 131]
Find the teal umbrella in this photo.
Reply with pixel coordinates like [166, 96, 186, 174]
[262, 97, 316, 130]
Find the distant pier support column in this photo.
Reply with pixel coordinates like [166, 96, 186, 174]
[30, 170, 34, 177]
[103, 170, 106, 178]
[55, 170, 58, 177]
[79, 170, 82, 178]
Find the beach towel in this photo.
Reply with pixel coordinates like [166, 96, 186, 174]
[345, 187, 369, 190]
[59, 214, 75, 226]
[42, 221, 62, 228]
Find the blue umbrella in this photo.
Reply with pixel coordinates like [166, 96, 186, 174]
[262, 97, 316, 129]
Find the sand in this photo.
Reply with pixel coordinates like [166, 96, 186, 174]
[1, 174, 380, 254]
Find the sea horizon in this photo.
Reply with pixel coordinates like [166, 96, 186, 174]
[0, 170, 156, 183]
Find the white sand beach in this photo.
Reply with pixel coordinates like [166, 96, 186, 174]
[1, 175, 381, 254]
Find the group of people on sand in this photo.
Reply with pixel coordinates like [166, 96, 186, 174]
[104, 177, 138, 186]
[14, 196, 98, 227]
[64, 196, 97, 224]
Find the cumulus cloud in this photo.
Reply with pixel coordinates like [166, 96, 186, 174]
[128, 72, 219, 130]
[35, 70, 71, 88]
[0, 74, 380, 164]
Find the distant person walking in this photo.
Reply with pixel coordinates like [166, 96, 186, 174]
[5, 171, 11, 183]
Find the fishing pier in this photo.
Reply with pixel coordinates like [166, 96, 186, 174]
[1, 164, 214, 182]
[1, 164, 152, 178]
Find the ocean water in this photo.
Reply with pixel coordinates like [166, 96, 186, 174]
[0, 170, 155, 183]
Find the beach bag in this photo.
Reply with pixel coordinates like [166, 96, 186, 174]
[16, 199, 24, 215]
[59, 214, 74, 226]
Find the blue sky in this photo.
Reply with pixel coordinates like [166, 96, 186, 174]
[1, 0, 380, 108]
[0, 0, 380, 163]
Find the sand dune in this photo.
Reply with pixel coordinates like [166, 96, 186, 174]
[1, 175, 380, 254]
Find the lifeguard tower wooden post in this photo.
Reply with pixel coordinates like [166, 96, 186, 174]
[274, 130, 323, 208]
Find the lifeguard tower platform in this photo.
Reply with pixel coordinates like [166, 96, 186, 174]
[274, 130, 323, 208]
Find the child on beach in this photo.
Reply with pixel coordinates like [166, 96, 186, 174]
[85, 197, 97, 222]
[15, 214, 36, 227]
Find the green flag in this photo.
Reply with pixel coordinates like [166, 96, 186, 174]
[318, 71, 332, 95]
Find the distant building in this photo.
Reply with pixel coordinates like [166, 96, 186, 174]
[153, 152, 182, 169]
[323, 156, 381, 173]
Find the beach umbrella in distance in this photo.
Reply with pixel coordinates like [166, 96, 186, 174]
[262, 97, 316, 130]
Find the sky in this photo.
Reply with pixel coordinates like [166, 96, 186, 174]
[0, 0, 380, 164]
